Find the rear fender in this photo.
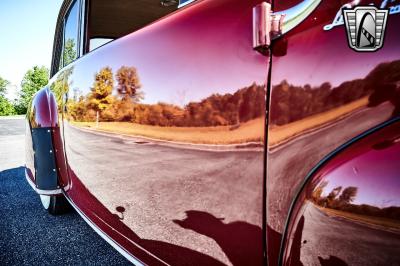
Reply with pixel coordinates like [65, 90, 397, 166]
[25, 87, 64, 195]
[280, 118, 400, 266]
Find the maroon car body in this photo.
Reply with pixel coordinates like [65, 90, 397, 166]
[25, 0, 400, 265]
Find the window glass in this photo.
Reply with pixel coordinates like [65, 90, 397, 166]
[62, 0, 79, 67]
[87, 0, 195, 52]
[89, 38, 113, 52]
[178, 0, 195, 8]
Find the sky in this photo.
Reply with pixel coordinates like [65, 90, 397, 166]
[0, 0, 63, 100]
[321, 144, 400, 208]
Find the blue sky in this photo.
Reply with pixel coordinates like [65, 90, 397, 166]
[0, 0, 63, 100]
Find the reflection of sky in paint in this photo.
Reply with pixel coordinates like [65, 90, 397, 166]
[272, 14, 400, 87]
[54, 0, 400, 107]
[321, 142, 400, 208]
[56, 0, 267, 106]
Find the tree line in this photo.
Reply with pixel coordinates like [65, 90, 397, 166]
[0, 66, 49, 116]
[4, 59, 398, 125]
[0, 37, 76, 116]
[312, 181, 400, 221]
[270, 60, 400, 125]
[66, 66, 266, 127]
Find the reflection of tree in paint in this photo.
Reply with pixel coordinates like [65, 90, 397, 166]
[66, 65, 266, 127]
[116, 66, 143, 102]
[50, 66, 74, 111]
[87, 66, 114, 113]
[366, 60, 400, 117]
[338, 186, 358, 204]
[311, 181, 400, 221]
[270, 60, 400, 126]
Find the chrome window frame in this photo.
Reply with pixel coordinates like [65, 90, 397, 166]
[178, 0, 197, 8]
[50, 0, 84, 77]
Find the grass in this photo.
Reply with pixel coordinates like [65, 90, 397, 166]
[72, 117, 264, 145]
[268, 97, 369, 146]
[72, 97, 369, 145]
[317, 206, 400, 231]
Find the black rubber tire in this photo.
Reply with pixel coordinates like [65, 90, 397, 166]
[40, 194, 71, 215]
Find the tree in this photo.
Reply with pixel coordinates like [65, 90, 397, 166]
[0, 97, 16, 116]
[87, 67, 114, 119]
[311, 180, 328, 203]
[325, 186, 342, 208]
[338, 186, 358, 204]
[116, 66, 143, 102]
[15, 66, 49, 114]
[327, 186, 342, 200]
[0, 76, 9, 97]
[63, 38, 77, 66]
[0, 76, 16, 116]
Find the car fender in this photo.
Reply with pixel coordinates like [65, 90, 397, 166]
[280, 118, 400, 265]
[25, 87, 63, 195]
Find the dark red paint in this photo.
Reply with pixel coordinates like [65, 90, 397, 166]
[48, 0, 266, 264]
[28, 88, 58, 129]
[282, 119, 400, 265]
[267, 0, 400, 264]
[24, 0, 400, 265]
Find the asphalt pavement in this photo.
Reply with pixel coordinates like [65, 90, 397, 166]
[0, 117, 130, 265]
[299, 202, 400, 266]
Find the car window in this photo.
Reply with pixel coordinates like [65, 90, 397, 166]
[86, 0, 196, 53]
[178, 0, 196, 8]
[61, 0, 79, 68]
[89, 38, 114, 52]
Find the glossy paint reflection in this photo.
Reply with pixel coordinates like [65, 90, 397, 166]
[51, 0, 268, 264]
[267, 0, 400, 264]
[283, 120, 400, 266]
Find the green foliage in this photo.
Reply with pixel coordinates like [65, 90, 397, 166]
[15, 66, 49, 114]
[0, 76, 15, 116]
[0, 96, 16, 115]
[63, 38, 77, 66]
[0, 76, 10, 97]
[50, 67, 74, 111]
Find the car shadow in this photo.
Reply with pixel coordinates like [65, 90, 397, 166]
[173, 210, 263, 266]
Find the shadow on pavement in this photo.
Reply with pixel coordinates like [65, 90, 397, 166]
[173, 210, 263, 266]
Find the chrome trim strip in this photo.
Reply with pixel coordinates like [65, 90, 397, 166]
[24, 168, 63, 195]
[275, 0, 322, 35]
[62, 193, 147, 266]
[178, 0, 196, 8]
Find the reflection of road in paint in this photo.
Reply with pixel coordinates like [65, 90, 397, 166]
[297, 202, 400, 266]
[64, 121, 264, 265]
[71, 117, 265, 147]
[267, 102, 394, 233]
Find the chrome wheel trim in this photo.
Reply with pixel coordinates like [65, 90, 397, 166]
[40, 195, 51, 209]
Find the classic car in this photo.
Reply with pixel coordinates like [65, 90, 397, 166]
[25, 0, 400, 265]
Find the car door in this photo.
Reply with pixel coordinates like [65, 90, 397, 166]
[58, 0, 269, 264]
[266, 0, 400, 265]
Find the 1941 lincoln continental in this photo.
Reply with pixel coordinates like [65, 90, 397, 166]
[25, 0, 400, 265]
